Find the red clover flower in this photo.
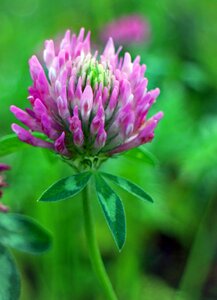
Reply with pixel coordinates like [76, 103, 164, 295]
[9, 28, 164, 297]
[11, 28, 163, 169]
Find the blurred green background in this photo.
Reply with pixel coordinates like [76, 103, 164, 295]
[0, 0, 217, 299]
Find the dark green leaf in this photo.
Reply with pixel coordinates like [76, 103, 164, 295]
[124, 147, 158, 166]
[0, 133, 50, 157]
[38, 172, 92, 202]
[101, 172, 153, 203]
[0, 213, 51, 254]
[94, 173, 126, 251]
[0, 244, 20, 300]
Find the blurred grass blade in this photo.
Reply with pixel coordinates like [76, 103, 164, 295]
[0, 133, 50, 157]
[38, 172, 92, 202]
[101, 172, 153, 203]
[124, 147, 158, 166]
[94, 173, 126, 251]
[0, 213, 51, 254]
[0, 244, 20, 300]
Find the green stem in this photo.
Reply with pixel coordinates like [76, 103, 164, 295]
[82, 182, 118, 300]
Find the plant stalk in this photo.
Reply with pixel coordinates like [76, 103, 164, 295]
[82, 182, 118, 300]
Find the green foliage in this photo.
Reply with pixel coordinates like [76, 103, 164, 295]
[94, 173, 126, 251]
[38, 171, 92, 202]
[37, 169, 154, 251]
[0, 245, 20, 300]
[124, 147, 158, 166]
[0, 213, 51, 254]
[0, 213, 51, 300]
[0, 134, 28, 157]
[181, 118, 217, 185]
[37, 169, 154, 252]
[0, 0, 217, 298]
[101, 172, 154, 203]
[0, 133, 50, 157]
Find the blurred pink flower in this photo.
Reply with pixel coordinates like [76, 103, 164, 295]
[100, 15, 150, 45]
[11, 28, 162, 167]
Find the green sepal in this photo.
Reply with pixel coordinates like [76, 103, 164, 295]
[38, 171, 92, 202]
[0, 213, 51, 254]
[0, 244, 20, 300]
[101, 172, 153, 203]
[94, 173, 126, 251]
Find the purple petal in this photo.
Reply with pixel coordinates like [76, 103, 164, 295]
[0, 164, 10, 172]
[12, 124, 54, 149]
[44, 40, 55, 68]
[80, 85, 93, 121]
[54, 132, 69, 155]
[10, 105, 41, 131]
[109, 112, 163, 155]
[95, 126, 107, 149]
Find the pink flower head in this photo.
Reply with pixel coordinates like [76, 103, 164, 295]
[100, 15, 150, 45]
[0, 163, 10, 212]
[11, 28, 163, 168]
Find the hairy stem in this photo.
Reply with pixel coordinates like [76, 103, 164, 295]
[82, 182, 118, 300]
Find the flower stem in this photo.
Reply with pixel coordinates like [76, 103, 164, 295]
[82, 182, 118, 300]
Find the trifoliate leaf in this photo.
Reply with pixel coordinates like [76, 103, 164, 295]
[0, 244, 20, 300]
[38, 171, 92, 202]
[0, 213, 51, 254]
[94, 173, 126, 251]
[101, 172, 153, 203]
